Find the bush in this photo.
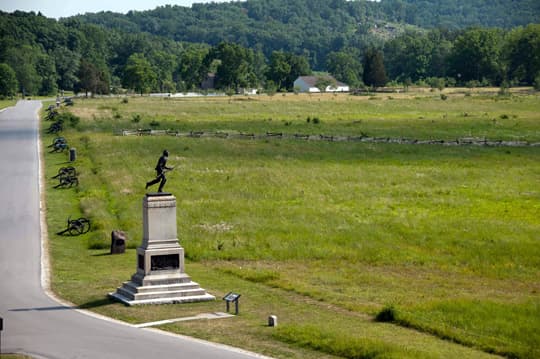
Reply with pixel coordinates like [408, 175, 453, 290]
[149, 120, 160, 128]
[375, 305, 397, 322]
[533, 73, 540, 91]
[312, 117, 320, 124]
[498, 81, 510, 96]
[57, 112, 80, 127]
[121, 97, 128, 104]
[132, 114, 141, 123]
[440, 94, 448, 101]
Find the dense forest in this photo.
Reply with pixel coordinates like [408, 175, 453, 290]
[73, 0, 540, 68]
[0, 0, 539, 97]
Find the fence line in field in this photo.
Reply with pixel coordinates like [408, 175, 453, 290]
[116, 129, 539, 148]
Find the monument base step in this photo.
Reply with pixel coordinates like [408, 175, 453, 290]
[109, 291, 215, 306]
[111, 279, 215, 303]
[131, 272, 193, 287]
[122, 280, 202, 294]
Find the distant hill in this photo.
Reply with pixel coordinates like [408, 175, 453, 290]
[69, 0, 540, 67]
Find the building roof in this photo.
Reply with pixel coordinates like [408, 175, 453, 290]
[295, 75, 347, 88]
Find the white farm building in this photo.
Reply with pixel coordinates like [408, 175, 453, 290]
[293, 76, 349, 93]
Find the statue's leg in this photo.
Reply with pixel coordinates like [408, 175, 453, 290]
[146, 171, 163, 190]
[158, 174, 167, 192]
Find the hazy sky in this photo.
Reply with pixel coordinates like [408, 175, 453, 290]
[0, 0, 236, 19]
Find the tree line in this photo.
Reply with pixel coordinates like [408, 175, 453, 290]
[0, 10, 539, 97]
[74, 0, 540, 70]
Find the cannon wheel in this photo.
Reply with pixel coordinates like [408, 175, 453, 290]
[68, 218, 90, 236]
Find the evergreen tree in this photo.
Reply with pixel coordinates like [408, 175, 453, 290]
[77, 59, 109, 96]
[363, 48, 388, 88]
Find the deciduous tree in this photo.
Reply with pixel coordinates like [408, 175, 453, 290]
[326, 50, 363, 88]
[448, 28, 504, 85]
[122, 53, 157, 95]
[0, 63, 18, 97]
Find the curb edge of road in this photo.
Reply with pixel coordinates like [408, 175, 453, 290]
[36, 100, 136, 329]
[35, 100, 274, 359]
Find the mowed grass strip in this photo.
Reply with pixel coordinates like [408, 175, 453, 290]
[43, 91, 540, 358]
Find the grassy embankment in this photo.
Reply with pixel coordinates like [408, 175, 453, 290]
[0, 99, 16, 110]
[42, 89, 540, 359]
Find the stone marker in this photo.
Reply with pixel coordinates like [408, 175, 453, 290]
[268, 315, 278, 327]
[109, 193, 214, 305]
[110, 230, 127, 254]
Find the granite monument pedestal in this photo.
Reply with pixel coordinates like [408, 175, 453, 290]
[110, 193, 214, 305]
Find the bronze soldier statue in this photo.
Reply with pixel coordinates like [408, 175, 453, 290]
[145, 150, 173, 192]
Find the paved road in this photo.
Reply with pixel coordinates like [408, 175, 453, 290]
[0, 101, 267, 359]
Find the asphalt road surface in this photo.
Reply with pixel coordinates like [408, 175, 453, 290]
[0, 100, 268, 359]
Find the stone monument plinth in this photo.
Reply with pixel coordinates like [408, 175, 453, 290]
[110, 193, 214, 305]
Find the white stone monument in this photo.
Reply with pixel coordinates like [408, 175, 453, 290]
[110, 193, 214, 305]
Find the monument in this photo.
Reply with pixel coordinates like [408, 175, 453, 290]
[110, 193, 214, 305]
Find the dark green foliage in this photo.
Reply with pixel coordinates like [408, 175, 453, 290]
[0, 63, 18, 97]
[326, 50, 363, 89]
[204, 42, 258, 91]
[534, 73, 540, 90]
[267, 51, 311, 91]
[57, 112, 80, 127]
[71, 0, 539, 70]
[77, 59, 109, 96]
[363, 48, 388, 88]
[375, 305, 397, 322]
[505, 24, 540, 85]
[0, 1, 539, 96]
[122, 53, 156, 95]
[448, 28, 505, 85]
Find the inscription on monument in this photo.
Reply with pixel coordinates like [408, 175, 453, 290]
[151, 254, 179, 271]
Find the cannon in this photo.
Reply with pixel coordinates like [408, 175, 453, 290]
[57, 216, 90, 236]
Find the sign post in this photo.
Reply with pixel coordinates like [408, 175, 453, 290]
[223, 292, 241, 315]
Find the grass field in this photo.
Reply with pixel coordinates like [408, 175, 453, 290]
[0, 99, 16, 110]
[42, 89, 540, 358]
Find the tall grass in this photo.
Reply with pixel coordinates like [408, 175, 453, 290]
[274, 324, 430, 359]
[70, 92, 540, 141]
[386, 300, 540, 358]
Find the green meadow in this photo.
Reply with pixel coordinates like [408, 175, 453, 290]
[0, 99, 16, 110]
[42, 90, 540, 358]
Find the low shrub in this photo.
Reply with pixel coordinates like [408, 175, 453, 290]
[57, 112, 80, 127]
[132, 114, 141, 123]
[375, 305, 397, 322]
